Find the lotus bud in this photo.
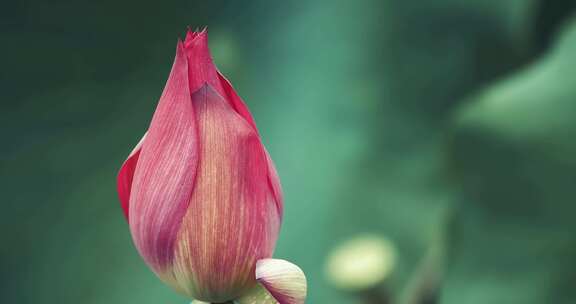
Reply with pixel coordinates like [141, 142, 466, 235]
[117, 29, 305, 303]
[325, 234, 396, 291]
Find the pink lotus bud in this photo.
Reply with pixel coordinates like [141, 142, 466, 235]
[117, 29, 305, 303]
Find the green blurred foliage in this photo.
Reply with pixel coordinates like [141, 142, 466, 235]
[1, 0, 576, 303]
[444, 18, 576, 304]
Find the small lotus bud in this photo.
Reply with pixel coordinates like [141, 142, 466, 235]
[325, 234, 397, 292]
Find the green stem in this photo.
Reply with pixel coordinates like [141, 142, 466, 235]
[359, 287, 391, 304]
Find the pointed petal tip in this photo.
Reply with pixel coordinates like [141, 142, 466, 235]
[176, 38, 186, 54]
[198, 26, 208, 35]
[186, 25, 208, 34]
[184, 26, 208, 46]
[182, 27, 219, 93]
[184, 27, 195, 43]
[256, 259, 307, 304]
[195, 26, 208, 35]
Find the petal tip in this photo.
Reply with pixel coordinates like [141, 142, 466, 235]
[184, 26, 209, 47]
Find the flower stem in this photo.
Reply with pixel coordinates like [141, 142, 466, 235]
[360, 287, 391, 304]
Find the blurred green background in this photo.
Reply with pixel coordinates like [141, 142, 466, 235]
[2, 0, 576, 303]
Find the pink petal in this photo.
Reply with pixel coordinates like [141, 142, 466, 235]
[256, 259, 307, 304]
[217, 72, 284, 218]
[184, 30, 283, 215]
[216, 72, 258, 130]
[128, 40, 199, 273]
[170, 85, 281, 302]
[116, 133, 146, 221]
[184, 27, 202, 42]
[183, 30, 260, 132]
[183, 29, 225, 95]
[264, 149, 284, 218]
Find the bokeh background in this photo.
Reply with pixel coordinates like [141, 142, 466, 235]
[2, 0, 576, 303]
